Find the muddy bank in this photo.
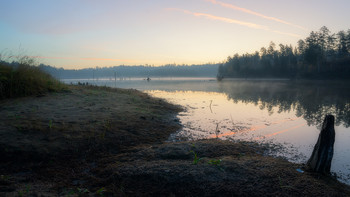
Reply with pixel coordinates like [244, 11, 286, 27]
[0, 86, 181, 163]
[99, 140, 349, 196]
[0, 85, 349, 196]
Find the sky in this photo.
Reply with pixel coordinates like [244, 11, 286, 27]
[1, 0, 350, 69]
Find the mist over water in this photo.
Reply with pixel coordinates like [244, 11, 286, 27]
[63, 78, 350, 183]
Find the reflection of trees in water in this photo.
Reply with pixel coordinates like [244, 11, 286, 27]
[218, 80, 350, 128]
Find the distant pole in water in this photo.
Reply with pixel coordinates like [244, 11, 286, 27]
[307, 115, 335, 174]
[114, 71, 117, 87]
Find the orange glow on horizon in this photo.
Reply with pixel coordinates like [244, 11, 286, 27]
[29, 56, 138, 63]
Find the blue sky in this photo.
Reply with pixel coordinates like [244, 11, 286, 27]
[1, 0, 349, 69]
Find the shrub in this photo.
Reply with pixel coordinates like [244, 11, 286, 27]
[0, 57, 66, 99]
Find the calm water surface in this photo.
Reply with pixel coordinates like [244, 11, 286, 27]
[63, 78, 350, 183]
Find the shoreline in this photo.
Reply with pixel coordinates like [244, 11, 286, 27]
[1, 85, 349, 196]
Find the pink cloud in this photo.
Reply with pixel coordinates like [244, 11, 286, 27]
[169, 8, 300, 38]
[191, 12, 269, 30]
[169, 8, 268, 30]
[206, 0, 307, 31]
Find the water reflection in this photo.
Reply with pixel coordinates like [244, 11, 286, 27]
[217, 80, 350, 128]
[147, 90, 312, 144]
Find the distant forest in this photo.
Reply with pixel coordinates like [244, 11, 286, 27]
[218, 26, 350, 79]
[0, 60, 219, 79]
[37, 64, 219, 79]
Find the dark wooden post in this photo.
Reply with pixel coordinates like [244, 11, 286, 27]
[307, 115, 335, 174]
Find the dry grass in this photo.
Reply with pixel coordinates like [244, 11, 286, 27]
[0, 57, 66, 99]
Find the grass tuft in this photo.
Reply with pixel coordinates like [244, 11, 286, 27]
[0, 57, 66, 99]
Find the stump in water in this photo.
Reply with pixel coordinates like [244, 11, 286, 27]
[307, 115, 335, 174]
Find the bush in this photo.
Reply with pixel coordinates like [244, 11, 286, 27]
[0, 58, 66, 99]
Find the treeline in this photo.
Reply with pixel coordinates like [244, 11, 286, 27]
[218, 26, 350, 79]
[38, 64, 219, 79]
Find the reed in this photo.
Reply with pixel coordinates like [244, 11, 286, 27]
[0, 56, 66, 99]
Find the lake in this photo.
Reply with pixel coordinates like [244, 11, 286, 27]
[62, 78, 350, 184]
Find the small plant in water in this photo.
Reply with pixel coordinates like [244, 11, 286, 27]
[209, 100, 213, 113]
[215, 122, 220, 138]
